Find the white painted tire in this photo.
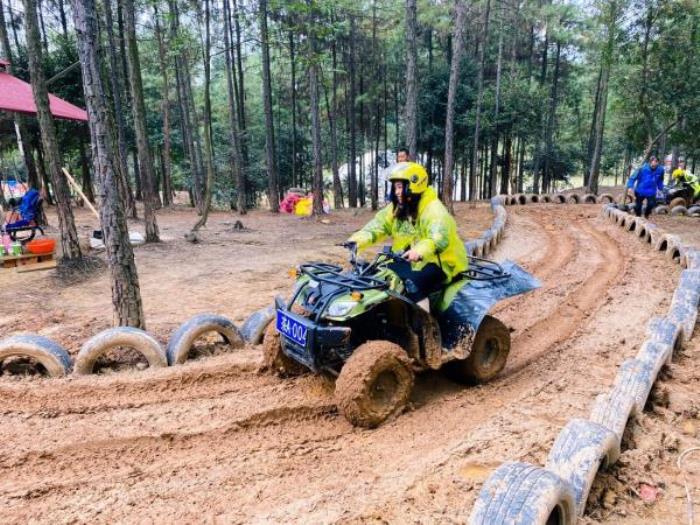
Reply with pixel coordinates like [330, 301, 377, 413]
[167, 313, 244, 365]
[598, 193, 614, 204]
[590, 386, 637, 445]
[670, 205, 688, 216]
[240, 306, 275, 345]
[0, 335, 72, 377]
[636, 340, 672, 378]
[612, 358, 657, 414]
[666, 301, 697, 343]
[545, 418, 620, 516]
[75, 327, 167, 375]
[646, 316, 683, 357]
[469, 462, 575, 525]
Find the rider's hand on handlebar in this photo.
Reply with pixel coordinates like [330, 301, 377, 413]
[402, 249, 422, 262]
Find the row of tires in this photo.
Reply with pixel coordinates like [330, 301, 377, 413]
[464, 196, 508, 258]
[468, 203, 700, 524]
[0, 310, 277, 378]
[498, 192, 614, 206]
[610, 201, 700, 217]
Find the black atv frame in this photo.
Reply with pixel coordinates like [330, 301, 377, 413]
[275, 246, 509, 375]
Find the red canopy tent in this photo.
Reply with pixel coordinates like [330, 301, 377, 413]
[0, 59, 87, 122]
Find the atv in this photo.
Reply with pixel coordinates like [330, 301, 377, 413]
[664, 180, 700, 209]
[262, 243, 536, 428]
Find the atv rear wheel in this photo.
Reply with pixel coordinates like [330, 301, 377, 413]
[446, 315, 510, 384]
[669, 196, 688, 209]
[260, 322, 305, 377]
[335, 340, 414, 428]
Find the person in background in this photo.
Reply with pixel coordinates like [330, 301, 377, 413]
[626, 155, 664, 218]
[397, 147, 411, 163]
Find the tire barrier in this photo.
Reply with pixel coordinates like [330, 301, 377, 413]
[687, 205, 700, 217]
[166, 313, 244, 365]
[471, 198, 699, 523]
[654, 204, 670, 215]
[530, 194, 540, 203]
[0, 335, 73, 377]
[517, 194, 528, 205]
[469, 462, 576, 525]
[545, 419, 620, 517]
[670, 205, 688, 216]
[554, 194, 567, 204]
[240, 306, 275, 345]
[75, 327, 168, 375]
[597, 193, 614, 204]
[568, 193, 581, 204]
[582, 194, 597, 204]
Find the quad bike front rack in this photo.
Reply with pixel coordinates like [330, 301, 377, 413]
[464, 256, 511, 281]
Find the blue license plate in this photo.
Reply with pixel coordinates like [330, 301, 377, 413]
[276, 310, 310, 347]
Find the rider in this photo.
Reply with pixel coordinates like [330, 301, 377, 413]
[671, 158, 700, 201]
[347, 162, 468, 311]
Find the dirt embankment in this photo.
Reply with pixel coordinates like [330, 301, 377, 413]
[0, 202, 697, 523]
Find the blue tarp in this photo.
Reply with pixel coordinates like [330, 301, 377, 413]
[439, 260, 540, 349]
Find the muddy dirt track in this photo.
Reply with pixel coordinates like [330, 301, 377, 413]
[0, 203, 698, 524]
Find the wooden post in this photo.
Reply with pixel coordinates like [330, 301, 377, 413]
[62, 167, 99, 219]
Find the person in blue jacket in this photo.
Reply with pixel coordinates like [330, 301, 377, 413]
[627, 155, 664, 218]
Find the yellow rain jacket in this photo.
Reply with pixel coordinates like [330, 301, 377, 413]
[348, 187, 468, 282]
[672, 168, 700, 198]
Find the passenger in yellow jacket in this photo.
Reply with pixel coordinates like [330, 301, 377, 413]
[348, 162, 468, 307]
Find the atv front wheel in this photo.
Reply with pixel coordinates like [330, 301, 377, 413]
[445, 315, 510, 384]
[260, 322, 305, 377]
[335, 340, 414, 428]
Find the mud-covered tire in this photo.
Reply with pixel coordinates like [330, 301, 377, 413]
[166, 313, 244, 365]
[568, 193, 581, 204]
[613, 358, 657, 414]
[260, 321, 306, 377]
[0, 335, 72, 377]
[445, 315, 510, 384]
[335, 340, 414, 428]
[646, 316, 683, 357]
[589, 387, 636, 444]
[635, 340, 672, 378]
[545, 418, 620, 516]
[653, 205, 670, 215]
[624, 216, 637, 231]
[529, 194, 540, 203]
[670, 205, 688, 216]
[681, 248, 700, 270]
[75, 327, 167, 374]
[667, 301, 697, 343]
[469, 462, 576, 525]
[240, 306, 275, 345]
[598, 193, 614, 204]
[517, 194, 528, 205]
[542, 195, 552, 203]
[669, 197, 687, 209]
[553, 194, 566, 204]
[582, 193, 597, 204]
[687, 205, 700, 217]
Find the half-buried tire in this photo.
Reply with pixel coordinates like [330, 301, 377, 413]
[75, 327, 167, 374]
[545, 419, 620, 517]
[444, 315, 510, 384]
[468, 461, 576, 525]
[0, 335, 72, 377]
[166, 313, 244, 365]
[335, 340, 414, 428]
[260, 321, 306, 377]
[240, 306, 275, 344]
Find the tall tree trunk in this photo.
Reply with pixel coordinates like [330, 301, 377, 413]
[223, 0, 245, 214]
[259, 0, 278, 211]
[72, 0, 145, 328]
[191, 0, 216, 232]
[543, 40, 561, 194]
[587, 1, 619, 195]
[103, 0, 135, 217]
[37, 0, 48, 52]
[584, 65, 603, 186]
[122, 0, 159, 241]
[153, 3, 172, 207]
[0, 0, 38, 192]
[231, 0, 248, 174]
[308, 28, 323, 215]
[443, 0, 467, 213]
[470, 0, 491, 201]
[323, 39, 342, 208]
[501, 131, 512, 195]
[35, 144, 53, 204]
[404, 0, 418, 158]
[489, 26, 504, 197]
[347, 17, 358, 207]
[22, 0, 82, 260]
[57, 0, 68, 38]
[77, 133, 95, 203]
[289, 30, 297, 188]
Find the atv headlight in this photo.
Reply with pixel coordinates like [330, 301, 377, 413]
[327, 301, 358, 317]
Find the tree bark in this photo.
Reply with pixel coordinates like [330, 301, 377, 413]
[323, 39, 342, 208]
[72, 0, 145, 329]
[543, 40, 561, 194]
[223, 0, 245, 214]
[259, 0, 279, 211]
[153, 3, 172, 207]
[22, 0, 82, 261]
[443, 0, 467, 213]
[103, 0, 135, 217]
[308, 27, 323, 216]
[489, 25, 504, 197]
[122, 0, 159, 241]
[470, 0, 491, 201]
[404, 0, 418, 158]
[347, 17, 358, 207]
[289, 30, 297, 188]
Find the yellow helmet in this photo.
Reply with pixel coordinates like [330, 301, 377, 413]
[388, 162, 429, 194]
